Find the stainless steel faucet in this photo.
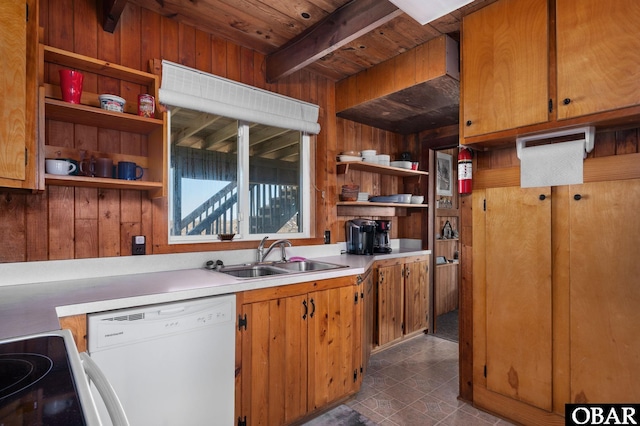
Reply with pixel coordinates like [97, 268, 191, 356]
[259, 238, 292, 263]
[256, 236, 269, 262]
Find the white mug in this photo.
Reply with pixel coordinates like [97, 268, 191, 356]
[46, 159, 77, 175]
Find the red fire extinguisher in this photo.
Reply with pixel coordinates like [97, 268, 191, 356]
[458, 147, 472, 194]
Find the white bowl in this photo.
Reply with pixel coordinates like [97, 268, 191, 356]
[361, 149, 377, 157]
[338, 155, 362, 162]
[99, 94, 126, 112]
[411, 195, 424, 204]
[390, 160, 412, 169]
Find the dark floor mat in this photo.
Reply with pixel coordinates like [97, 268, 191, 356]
[435, 309, 458, 342]
[302, 405, 377, 426]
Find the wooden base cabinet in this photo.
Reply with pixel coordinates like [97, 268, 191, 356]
[237, 275, 364, 426]
[473, 178, 640, 425]
[375, 254, 430, 348]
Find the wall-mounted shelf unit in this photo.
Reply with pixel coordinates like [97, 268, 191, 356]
[40, 44, 166, 197]
[337, 161, 429, 216]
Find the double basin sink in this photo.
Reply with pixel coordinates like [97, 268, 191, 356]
[215, 259, 348, 279]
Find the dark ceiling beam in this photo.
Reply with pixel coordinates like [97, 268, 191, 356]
[102, 0, 128, 33]
[266, 0, 403, 82]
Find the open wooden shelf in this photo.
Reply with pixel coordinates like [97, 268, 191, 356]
[337, 161, 429, 178]
[43, 44, 158, 86]
[337, 202, 428, 217]
[45, 98, 162, 134]
[45, 174, 163, 190]
[41, 43, 166, 197]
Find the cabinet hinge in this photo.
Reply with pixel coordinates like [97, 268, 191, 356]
[26, 3, 29, 21]
[401, 322, 404, 332]
[483, 199, 486, 211]
[360, 291, 364, 301]
[25, 148, 28, 165]
[237, 416, 247, 426]
[548, 98, 553, 113]
[360, 365, 363, 374]
[238, 314, 247, 331]
[484, 365, 487, 378]
[354, 292, 359, 304]
[353, 369, 358, 382]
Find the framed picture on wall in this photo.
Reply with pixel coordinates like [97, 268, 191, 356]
[436, 152, 453, 196]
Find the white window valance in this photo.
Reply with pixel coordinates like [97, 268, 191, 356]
[159, 60, 321, 135]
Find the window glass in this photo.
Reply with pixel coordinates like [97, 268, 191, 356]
[248, 123, 301, 234]
[168, 109, 308, 243]
[169, 111, 239, 238]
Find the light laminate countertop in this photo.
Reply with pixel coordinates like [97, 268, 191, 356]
[0, 248, 429, 341]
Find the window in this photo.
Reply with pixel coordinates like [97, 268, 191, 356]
[168, 110, 311, 243]
[159, 61, 319, 244]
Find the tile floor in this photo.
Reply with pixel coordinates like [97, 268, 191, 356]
[325, 334, 514, 425]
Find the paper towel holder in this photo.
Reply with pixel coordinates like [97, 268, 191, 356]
[516, 126, 595, 160]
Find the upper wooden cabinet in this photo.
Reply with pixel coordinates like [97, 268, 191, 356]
[556, 0, 640, 119]
[0, 0, 40, 190]
[461, 0, 549, 139]
[462, 0, 640, 146]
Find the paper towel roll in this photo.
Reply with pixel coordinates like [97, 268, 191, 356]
[520, 140, 585, 188]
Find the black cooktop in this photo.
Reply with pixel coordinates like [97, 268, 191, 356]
[0, 335, 87, 425]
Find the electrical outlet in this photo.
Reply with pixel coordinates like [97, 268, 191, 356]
[132, 235, 146, 255]
[324, 230, 331, 244]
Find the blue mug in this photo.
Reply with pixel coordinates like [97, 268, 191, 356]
[117, 161, 144, 180]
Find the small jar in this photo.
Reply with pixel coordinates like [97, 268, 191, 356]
[137, 94, 155, 118]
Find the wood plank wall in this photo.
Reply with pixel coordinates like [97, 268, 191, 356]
[0, 0, 337, 262]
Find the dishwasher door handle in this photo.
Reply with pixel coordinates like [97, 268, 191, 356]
[80, 352, 130, 426]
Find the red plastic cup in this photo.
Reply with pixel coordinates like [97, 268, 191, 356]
[59, 69, 84, 104]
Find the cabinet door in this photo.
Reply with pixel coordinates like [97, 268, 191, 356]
[241, 296, 308, 425]
[462, 0, 548, 137]
[362, 270, 374, 376]
[556, 0, 640, 119]
[376, 263, 404, 346]
[569, 179, 640, 403]
[0, 0, 27, 181]
[404, 259, 429, 335]
[485, 187, 552, 411]
[308, 285, 358, 410]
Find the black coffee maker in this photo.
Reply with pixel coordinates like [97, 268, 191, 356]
[345, 219, 376, 255]
[374, 220, 392, 253]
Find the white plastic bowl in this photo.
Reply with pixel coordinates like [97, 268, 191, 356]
[411, 195, 424, 204]
[338, 155, 362, 162]
[99, 94, 126, 112]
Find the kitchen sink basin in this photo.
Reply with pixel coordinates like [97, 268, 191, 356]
[215, 259, 348, 279]
[274, 260, 348, 272]
[217, 264, 290, 278]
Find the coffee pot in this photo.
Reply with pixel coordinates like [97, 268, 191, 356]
[374, 220, 392, 253]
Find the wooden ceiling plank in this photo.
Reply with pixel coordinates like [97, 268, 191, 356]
[265, 0, 404, 82]
[103, 0, 128, 33]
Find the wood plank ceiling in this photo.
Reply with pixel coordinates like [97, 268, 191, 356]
[107, 0, 495, 82]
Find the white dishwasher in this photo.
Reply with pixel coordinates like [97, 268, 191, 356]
[87, 294, 236, 426]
